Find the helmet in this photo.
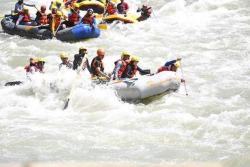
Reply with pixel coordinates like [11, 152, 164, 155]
[79, 46, 87, 51]
[87, 8, 94, 13]
[56, 0, 62, 5]
[60, 52, 68, 59]
[56, 11, 62, 16]
[173, 61, 180, 68]
[97, 48, 105, 56]
[38, 57, 45, 62]
[72, 3, 80, 8]
[51, 5, 57, 10]
[121, 51, 130, 58]
[23, 7, 29, 11]
[41, 5, 46, 12]
[131, 56, 139, 62]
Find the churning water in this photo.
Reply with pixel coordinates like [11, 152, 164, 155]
[0, 0, 250, 166]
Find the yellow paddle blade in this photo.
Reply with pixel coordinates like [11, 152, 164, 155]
[98, 23, 107, 30]
[112, 0, 119, 3]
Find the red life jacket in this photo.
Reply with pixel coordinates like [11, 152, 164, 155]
[20, 11, 31, 22]
[82, 15, 94, 25]
[107, 3, 116, 15]
[130, 65, 138, 78]
[24, 64, 38, 73]
[117, 59, 129, 78]
[69, 12, 79, 23]
[38, 12, 48, 25]
[157, 65, 171, 73]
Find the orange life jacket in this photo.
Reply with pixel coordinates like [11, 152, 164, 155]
[82, 15, 94, 25]
[20, 11, 31, 22]
[54, 15, 61, 29]
[38, 12, 48, 25]
[106, 3, 116, 15]
[69, 12, 79, 23]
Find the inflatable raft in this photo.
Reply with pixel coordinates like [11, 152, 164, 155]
[103, 14, 139, 24]
[109, 71, 181, 100]
[77, 0, 105, 14]
[1, 16, 100, 42]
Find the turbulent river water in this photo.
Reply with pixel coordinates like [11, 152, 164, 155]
[0, 0, 250, 166]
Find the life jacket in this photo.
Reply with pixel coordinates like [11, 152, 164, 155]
[106, 3, 116, 15]
[69, 12, 79, 23]
[157, 65, 171, 73]
[38, 12, 48, 25]
[91, 56, 104, 76]
[117, 59, 129, 78]
[82, 15, 94, 25]
[20, 11, 31, 22]
[24, 64, 38, 73]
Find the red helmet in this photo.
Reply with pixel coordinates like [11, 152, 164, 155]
[41, 5, 46, 12]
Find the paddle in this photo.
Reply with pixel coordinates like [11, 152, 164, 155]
[180, 61, 188, 96]
[5, 81, 23, 86]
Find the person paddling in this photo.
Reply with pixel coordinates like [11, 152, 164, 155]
[104, 0, 117, 16]
[36, 57, 46, 73]
[111, 51, 130, 80]
[73, 47, 91, 73]
[117, 0, 129, 15]
[90, 48, 109, 79]
[35, 5, 48, 25]
[59, 52, 73, 70]
[24, 57, 38, 74]
[16, 7, 32, 25]
[137, 5, 152, 21]
[14, 0, 35, 14]
[120, 56, 150, 79]
[157, 58, 185, 82]
[81, 8, 96, 27]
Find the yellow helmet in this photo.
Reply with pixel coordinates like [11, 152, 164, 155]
[79, 46, 87, 51]
[56, 11, 62, 16]
[55, 0, 62, 5]
[51, 5, 57, 10]
[38, 57, 45, 62]
[60, 52, 68, 59]
[174, 61, 180, 68]
[23, 7, 29, 11]
[72, 3, 80, 8]
[131, 56, 139, 62]
[121, 51, 130, 58]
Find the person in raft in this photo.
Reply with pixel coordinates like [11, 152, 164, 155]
[117, 0, 129, 15]
[81, 8, 96, 27]
[90, 48, 109, 79]
[111, 51, 131, 80]
[16, 7, 32, 25]
[35, 5, 48, 25]
[73, 47, 91, 73]
[120, 56, 151, 79]
[104, 0, 117, 16]
[157, 58, 185, 82]
[59, 52, 73, 70]
[24, 57, 38, 74]
[14, 0, 35, 14]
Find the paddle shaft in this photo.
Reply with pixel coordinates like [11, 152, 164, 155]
[180, 61, 188, 96]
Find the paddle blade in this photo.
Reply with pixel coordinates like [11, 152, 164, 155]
[5, 81, 23, 86]
[63, 98, 70, 110]
[98, 23, 107, 30]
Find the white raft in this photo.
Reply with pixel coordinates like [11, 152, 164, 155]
[109, 71, 181, 100]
